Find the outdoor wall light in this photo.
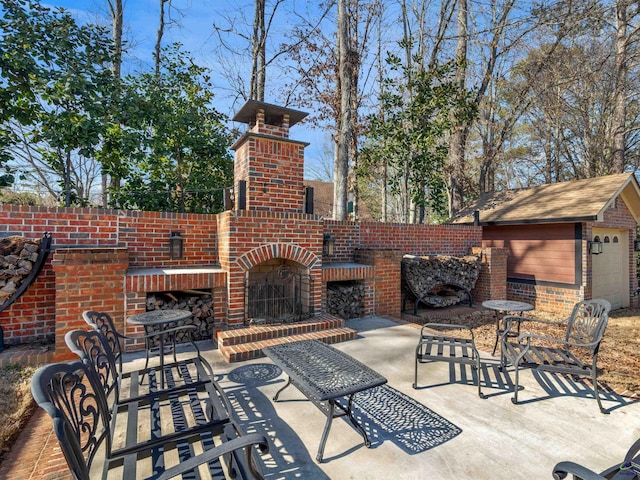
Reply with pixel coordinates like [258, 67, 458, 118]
[323, 233, 335, 256]
[590, 237, 603, 255]
[635, 239, 640, 252]
[169, 231, 184, 259]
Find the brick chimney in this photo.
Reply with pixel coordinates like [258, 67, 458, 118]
[231, 100, 309, 212]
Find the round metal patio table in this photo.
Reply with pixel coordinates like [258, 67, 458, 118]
[127, 309, 192, 387]
[482, 300, 534, 356]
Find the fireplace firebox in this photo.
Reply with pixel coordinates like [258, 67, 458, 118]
[245, 260, 312, 325]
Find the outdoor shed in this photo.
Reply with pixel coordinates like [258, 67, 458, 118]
[451, 173, 640, 313]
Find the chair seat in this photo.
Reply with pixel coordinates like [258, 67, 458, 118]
[416, 334, 479, 366]
[413, 323, 485, 398]
[503, 343, 590, 374]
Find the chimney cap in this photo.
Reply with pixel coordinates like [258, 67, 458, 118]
[233, 99, 308, 127]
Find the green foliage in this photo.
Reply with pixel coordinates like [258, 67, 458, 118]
[102, 44, 233, 213]
[0, 0, 116, 205]
[361, 57, 476, 220]
[1, 2, 232, 213]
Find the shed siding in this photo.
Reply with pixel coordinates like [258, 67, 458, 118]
[482, 223, 578, 284]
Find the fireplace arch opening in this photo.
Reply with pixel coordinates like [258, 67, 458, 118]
[244, 259, 312, 325]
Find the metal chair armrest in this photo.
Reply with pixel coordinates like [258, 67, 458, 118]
[623, 437, 640, 465]
[552, 461, 606, 480]
[155, 432, 269, 480]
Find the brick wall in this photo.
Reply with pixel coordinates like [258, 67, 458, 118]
[355, 248, 403, 316]
[0, 204, 488, 346]
[51, 247, 128, 360]
[323, 220, 482, 263]
[471, 247, 507, 303]
[0, 205, 219, 345]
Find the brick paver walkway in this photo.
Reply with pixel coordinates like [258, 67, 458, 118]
[0, 408, 70, 480]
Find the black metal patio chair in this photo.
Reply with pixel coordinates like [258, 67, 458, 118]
[413, 322, 486, 398]
[501, 299, 611, 413]
[31, 360, 269, 479]
[82, 309, 210, 395]
[553, 436, 640, 479]
[65, 328, 233, 443]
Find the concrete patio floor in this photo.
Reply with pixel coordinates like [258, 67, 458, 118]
[5, 315, 638, 480]
[127, 315, 640, 480]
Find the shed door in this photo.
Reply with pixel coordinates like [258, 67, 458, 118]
[591, 228, 629, 309]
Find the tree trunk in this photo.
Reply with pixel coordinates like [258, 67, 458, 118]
[447, 0, 468, 218]
[250, 0, 266, 101]
[109, 0, 123, 79]
[612, 0, 628, 173]
[155, 0, 168, 76]
[334, 0, 351, 220]
[65, 150, 72, 207]
[105, 0, 123, 208]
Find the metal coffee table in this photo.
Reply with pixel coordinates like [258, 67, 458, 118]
[263, 340, 387, 462]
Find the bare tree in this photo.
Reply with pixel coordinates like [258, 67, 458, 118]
[212, 0, 291, 105]
[611, 0, 640, 172]
[155, 0, 169, 75]
[447, 0, 468, 218]
[334, 0, 352, 220]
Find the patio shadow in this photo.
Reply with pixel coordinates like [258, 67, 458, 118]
[344, 385, 462, 454]
[514, 368, 636, 413]
[225, 364, 330, 479]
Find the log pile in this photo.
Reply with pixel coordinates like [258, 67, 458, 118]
[402, 254, 481, 308]
[0, 235, 43, 304]
[146, 291, 214, 342]
[327, 281, 365, 319]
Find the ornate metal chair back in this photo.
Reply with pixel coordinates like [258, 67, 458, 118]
[30, 360, 111, 479]
[65, 329, 121, 410]
[82, 310, 125, 373]
[565, 299, 611, 354]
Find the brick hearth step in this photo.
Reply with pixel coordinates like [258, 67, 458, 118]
[217, 313, 347, 346]
[217, 313, 358, 363]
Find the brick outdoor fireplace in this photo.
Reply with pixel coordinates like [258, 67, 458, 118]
[218, 101, 323, 326]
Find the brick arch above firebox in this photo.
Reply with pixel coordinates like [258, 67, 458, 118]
[236, 243, 321, 272]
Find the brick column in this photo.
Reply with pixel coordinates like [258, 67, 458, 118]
[355, 248, 402, 317]
[51, 247, 129, 360]
[471, 247, 508, 302]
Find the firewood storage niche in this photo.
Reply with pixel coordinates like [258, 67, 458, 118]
[326, 281, 365, 319]
[402, 254, 481, 313]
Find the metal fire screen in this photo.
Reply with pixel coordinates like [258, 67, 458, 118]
[245, 264, 312, 325]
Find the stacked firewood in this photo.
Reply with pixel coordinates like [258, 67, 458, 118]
[402, 254, 481, 308]
[327, 281, 365, 319]
[0, 236, 42, 303]
[146, 291, 214, 341]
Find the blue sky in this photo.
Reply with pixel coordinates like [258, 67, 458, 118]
[43, 0, 334, 179]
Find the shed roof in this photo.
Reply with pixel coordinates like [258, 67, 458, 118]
[450, 173, 640, 225]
